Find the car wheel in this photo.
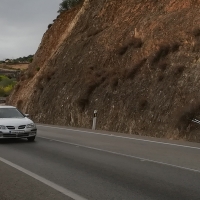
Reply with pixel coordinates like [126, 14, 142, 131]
[27, 136, 35, 142]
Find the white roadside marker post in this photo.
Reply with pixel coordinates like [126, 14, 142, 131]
[92, 110, 98, 130]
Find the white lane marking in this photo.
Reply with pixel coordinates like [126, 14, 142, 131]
[0, 157, 87, 200]
[39, 136, 200, 174]
[37, 124, 200, 150]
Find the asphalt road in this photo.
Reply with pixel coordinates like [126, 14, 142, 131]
[0, 124, 200, 200]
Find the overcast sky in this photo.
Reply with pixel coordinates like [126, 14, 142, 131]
[0, 0, 60, 60]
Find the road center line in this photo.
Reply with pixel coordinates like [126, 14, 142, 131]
[39, 136, 200, 174]
[0, 157, 87, 200]
[37, 124, 200, 150]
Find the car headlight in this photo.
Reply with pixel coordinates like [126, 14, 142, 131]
[26, 123, 36, 129]
[0, 125, 6, 129]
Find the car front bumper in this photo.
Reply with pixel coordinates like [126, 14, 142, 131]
[0, 129, 37, 139]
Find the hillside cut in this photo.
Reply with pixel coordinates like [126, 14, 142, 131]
[8, 0, 200, 141]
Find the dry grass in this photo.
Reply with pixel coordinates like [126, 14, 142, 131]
[150, 43, 180, 66]
[125, 59, 146, 79]
[20, 75, 26, 81]
[17, 100, 23, 110]
[158, 62, 167, 71]
[110, 76, 119, 89]
[174, 65, 185, 76]
[118, 46, 128, 55]
[193, 41, 200, 52]
[192, 28, 200, 37]
[12, 64, 28, 70]
[87, 28, 104, 37]
[157, 74, 164, 82]
[150, 45, 171, 64]
[118, 37, 143, 55]
[15, 84, 21, 92]
[44, 70, 55, 82]
[77, 75, 106, 111]
[6, 64, 28, 70]
[77, 98, 89, 111]
[138, 98, 149, 111]
[170, 43, 180, 52]
[26, 71, 34, 79]
[36, 76, 44, 90]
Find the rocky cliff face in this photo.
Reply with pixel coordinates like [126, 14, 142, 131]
[8, 0, 200, 141]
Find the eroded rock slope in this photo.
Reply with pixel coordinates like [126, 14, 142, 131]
[8, 0, 200, 141]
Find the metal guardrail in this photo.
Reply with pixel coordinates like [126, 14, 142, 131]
[0, 98, 6, 103]
[192, 118, 200, 125]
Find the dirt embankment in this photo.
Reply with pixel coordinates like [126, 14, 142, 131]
[8, 0, 200, 142]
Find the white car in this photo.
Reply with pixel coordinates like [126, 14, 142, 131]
[0, 105, 37, 141]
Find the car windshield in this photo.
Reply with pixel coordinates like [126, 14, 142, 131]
[0, 108, 25, 118]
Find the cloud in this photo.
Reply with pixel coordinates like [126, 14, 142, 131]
[0, 0, 59, 60]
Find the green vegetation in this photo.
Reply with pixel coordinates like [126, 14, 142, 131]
[0, 55, 34, 64]
[58, 0, 82, 13]
[0, 75, 16, 97]
[13, 55, 34, 63]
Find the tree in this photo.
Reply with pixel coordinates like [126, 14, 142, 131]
[58, 0, 81, 13]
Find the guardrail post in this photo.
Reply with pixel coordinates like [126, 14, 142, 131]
[92, 110, 98, 130]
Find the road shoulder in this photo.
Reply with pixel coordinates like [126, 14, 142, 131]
[0, 160, 73, 200]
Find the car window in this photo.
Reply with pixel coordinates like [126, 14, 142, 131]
[0, 108, 25, 118]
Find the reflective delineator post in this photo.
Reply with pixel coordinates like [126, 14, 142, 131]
[92, 110, 98, 130]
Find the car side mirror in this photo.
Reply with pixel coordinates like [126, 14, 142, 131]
[24, 114, 29, 117]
